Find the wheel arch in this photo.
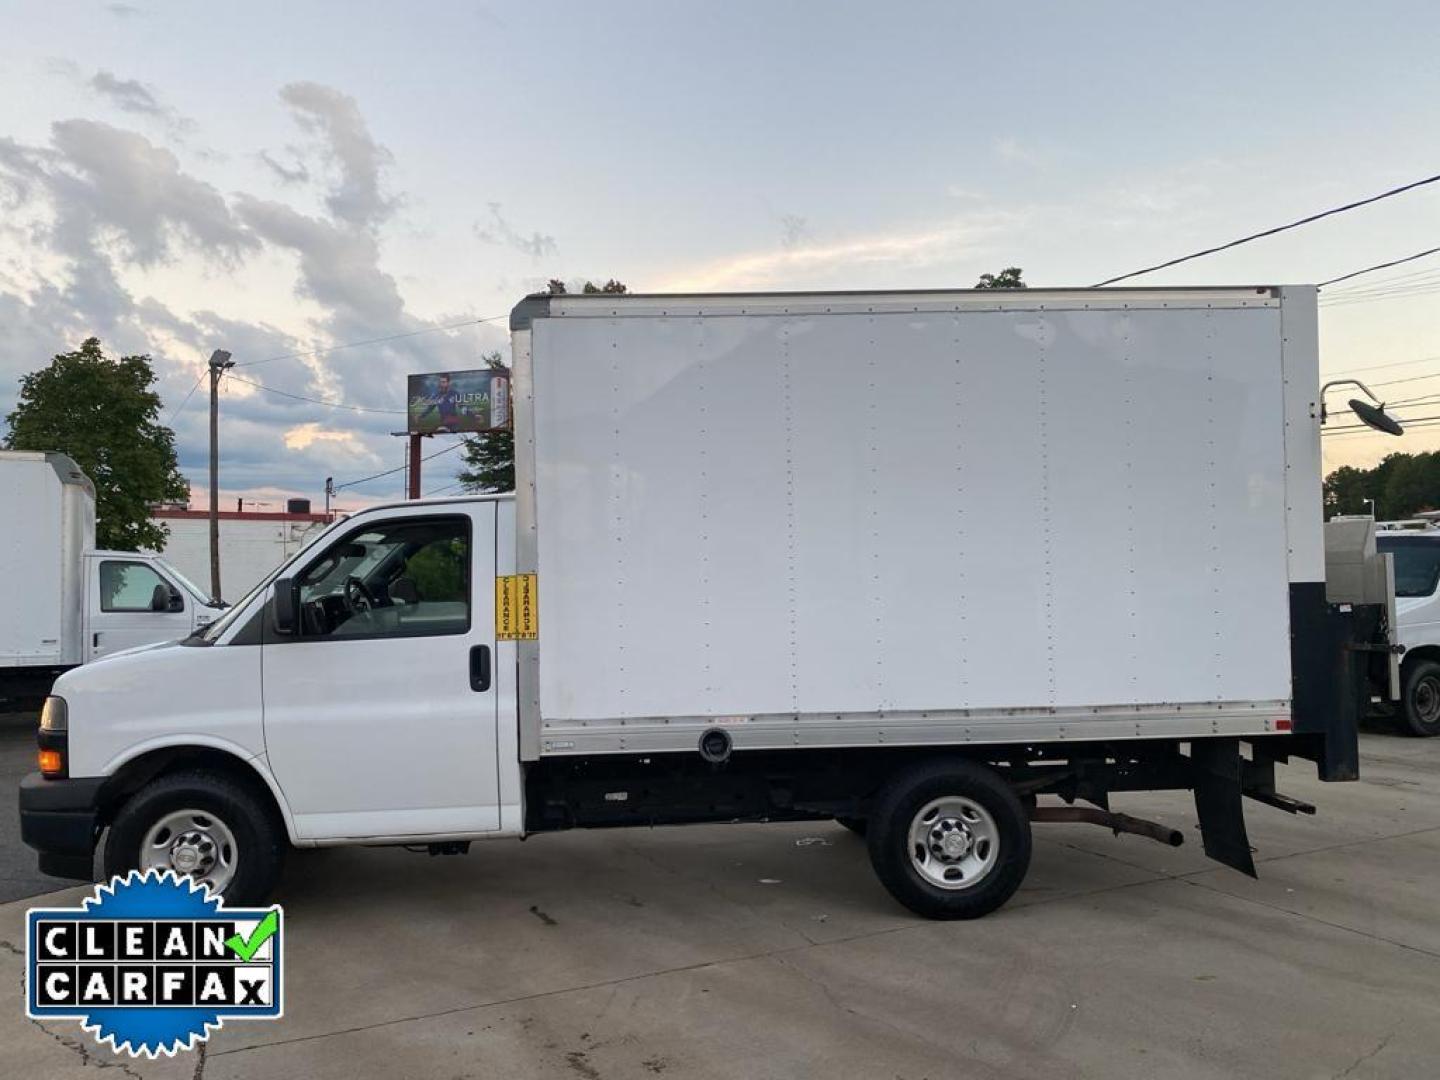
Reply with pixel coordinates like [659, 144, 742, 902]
[97, 744, 299, 846]
[1401, 644, 1440, 676]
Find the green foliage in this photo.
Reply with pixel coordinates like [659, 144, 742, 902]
[457, 352, 516, 494]
[975, 267, 1026, 289]
[405, 536, 468, 602]
[4, 338, 188, 551]
[546, 278, 628, 295]
[1323, 451, 1440, 520]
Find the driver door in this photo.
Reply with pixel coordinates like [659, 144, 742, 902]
[85, 557, 194, 659]
[260, 502, 501, 840]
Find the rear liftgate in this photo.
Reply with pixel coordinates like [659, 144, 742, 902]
[1191, 518, 1398, 876]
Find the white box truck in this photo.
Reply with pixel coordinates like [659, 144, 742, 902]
[19, 287, 1390, 919]
[1, 451, 219, 707]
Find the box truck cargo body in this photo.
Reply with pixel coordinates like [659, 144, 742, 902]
[516, 287, 1313, 754]
[0, 452, 217, 705]
[20, 287, 1390, 919]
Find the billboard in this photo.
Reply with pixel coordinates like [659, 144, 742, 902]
[406, 368, 510, 435]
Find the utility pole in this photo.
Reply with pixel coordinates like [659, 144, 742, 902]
[207, 349, 234, 603]
[324, 476, 335, 520]
[408, 433, 422, 499]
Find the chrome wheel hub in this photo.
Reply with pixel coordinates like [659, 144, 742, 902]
[908, 796, 999, 891]
[138, 809, 238, 894]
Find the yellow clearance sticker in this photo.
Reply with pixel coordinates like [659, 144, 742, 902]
[495, 574, 538, 640]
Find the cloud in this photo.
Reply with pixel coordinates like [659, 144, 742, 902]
[257, 149, 310, 185]
[278, 82, 395, 229]
[475, 202, 558, 260]
[89, 71, 163, 118]
[282, 422, 375, 455]
[47, 119, 255, 266]
[993, 136, 1048, 168]
[779, 214, 810, 250]
[84, 70, 196, 139]
[655, 213, 1019, 292]
[0, 82, 498, 505]
[106, 3, 143, 17]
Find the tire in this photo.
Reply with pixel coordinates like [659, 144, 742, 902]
[866, 759, 1031, 920]
[835, 816, 868, 837]
[104, 770, 285, 904]
[1401, 659, 1440, 737]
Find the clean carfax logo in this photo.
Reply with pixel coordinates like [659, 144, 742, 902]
[26, 870, 283, 1057]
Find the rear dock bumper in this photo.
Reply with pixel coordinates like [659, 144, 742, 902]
[18, 771, 103, 881]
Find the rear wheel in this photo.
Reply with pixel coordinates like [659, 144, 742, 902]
[867, 759, 1031, 919]
[104, 770, 284, 904]
[1401, 659, 1440, 737]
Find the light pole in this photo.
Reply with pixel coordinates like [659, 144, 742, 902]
[1363, 498, 1376, 519]
[207, 348, 234, 603]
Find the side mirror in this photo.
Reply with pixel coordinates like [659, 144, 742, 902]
[272, 577, 299, 635]
[150, 583, 183, 613]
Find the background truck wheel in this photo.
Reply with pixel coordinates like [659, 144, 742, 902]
[104, 770, 284, 904]
[1401, 659, 1440, 737]
[835, 816, 867, 837]
[866, 760, 1031, 919]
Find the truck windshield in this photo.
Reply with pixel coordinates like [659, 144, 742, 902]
[190, 567, 283, 643]
[1376, 535, 1440, 597]
[157, 559, 220, 608]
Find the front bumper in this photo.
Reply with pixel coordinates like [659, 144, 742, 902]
[18, 771, 104, 881]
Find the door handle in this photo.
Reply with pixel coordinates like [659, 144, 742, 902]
[470, 645, 491, 692]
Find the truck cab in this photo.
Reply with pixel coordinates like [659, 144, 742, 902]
[1375, 526, 1440, 735]
[82, 551, 216, 662]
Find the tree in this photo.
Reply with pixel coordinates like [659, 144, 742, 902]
[975, 268, 1026, 289]
[546, 278, 628, 296]
[456, 353, 515, 494]
[1322, 451, 1440, 520]
[459, 279, 629, 494]
[5, 338, 188, 551]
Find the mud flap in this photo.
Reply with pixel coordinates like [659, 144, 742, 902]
[1191, 738, 1256, 877]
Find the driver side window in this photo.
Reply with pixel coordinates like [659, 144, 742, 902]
[293, 516, 471, 640]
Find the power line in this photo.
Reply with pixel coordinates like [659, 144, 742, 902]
[332, 439, 465, 492]
[235, 315, 507, 368]
[1323, 416, 1440, 438]
[1318, 246, 1440, 288]
[167, 368, 207, 423]
[1320, 352, 1440, 381]
[1092, 171, 1440, 287]
[226, 372, 405, 415]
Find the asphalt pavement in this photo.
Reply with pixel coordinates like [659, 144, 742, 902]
[0, 711, 60, 903]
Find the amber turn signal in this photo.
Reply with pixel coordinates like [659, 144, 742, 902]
[38, 748, 64, 777]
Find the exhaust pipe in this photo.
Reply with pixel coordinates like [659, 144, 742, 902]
[1030, 806, 1184, 847]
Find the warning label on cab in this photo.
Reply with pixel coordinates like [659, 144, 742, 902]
[495, 574, 538, 640]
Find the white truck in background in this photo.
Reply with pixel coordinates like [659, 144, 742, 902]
[19, 287, 1396, 920]
[0, 451, 218, 708]
[1370, 523, 1440, 735]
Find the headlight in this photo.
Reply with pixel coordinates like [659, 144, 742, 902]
[39, 696, 67, 733]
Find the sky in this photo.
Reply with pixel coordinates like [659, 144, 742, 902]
[0, 0, 1438, 509]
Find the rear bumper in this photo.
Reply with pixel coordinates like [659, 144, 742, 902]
[18, 771, 103, 881]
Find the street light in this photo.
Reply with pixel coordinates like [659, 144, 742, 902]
[208, 349, 234, 603]
[1319, 378, 1404, 436]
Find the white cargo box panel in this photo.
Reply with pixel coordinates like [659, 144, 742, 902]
[517, 288, 1318, 756]
[0, 451, 95, 667]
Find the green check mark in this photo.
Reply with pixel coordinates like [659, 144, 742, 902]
[224, 910, 279, 961]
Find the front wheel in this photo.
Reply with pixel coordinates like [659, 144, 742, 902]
[866, 760, 1031, 919]
[1401, 659, 1440, 737]
[104, 770, 284, 904]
